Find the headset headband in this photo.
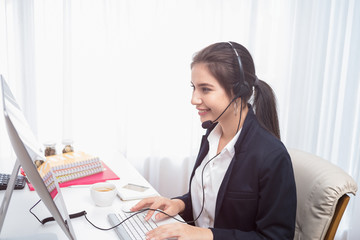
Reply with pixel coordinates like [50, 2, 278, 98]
[227, 41, 250, 97]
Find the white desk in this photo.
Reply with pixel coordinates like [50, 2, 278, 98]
[0, 155, 157, 239]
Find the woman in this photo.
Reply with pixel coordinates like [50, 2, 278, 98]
[131, 41, 297, 239]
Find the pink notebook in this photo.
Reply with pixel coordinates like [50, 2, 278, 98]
[26, 162, 120, 191]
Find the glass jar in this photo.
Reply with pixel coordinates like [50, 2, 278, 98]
[44, 142, 57, 156]
[34, 159, 44, 168]
[62, 139, 74, 153]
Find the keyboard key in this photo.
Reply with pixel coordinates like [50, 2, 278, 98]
[0, 173, 26, 190]
[115, 211, 158, 240]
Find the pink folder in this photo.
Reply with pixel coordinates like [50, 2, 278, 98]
[26, 161, 120, 191]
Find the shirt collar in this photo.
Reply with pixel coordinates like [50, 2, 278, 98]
[208, 124, 242, 157]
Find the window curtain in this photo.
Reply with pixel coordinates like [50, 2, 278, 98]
[0, 0, 359, 239]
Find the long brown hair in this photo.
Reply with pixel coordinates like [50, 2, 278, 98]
[191, 42, 280, 139]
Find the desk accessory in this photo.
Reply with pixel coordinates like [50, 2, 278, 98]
[90, 182, 117, 207]
[117, 182, 157, 201]
[25, 161, 119, 191]
[40, 151, 103, 184]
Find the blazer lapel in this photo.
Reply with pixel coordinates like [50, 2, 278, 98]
[214, 106, 255, 220]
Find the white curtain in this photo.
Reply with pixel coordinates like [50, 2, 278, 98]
[1, 0, 359, 239]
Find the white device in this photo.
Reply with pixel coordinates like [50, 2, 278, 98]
[0, 75, 76, 239]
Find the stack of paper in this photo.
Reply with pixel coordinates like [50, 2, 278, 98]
[38, 151, 103, 184]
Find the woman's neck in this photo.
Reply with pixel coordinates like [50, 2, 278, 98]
[219, 103, 248, 141]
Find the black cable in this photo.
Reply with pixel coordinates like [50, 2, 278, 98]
[29, 199, 43, 224]
[191, 152, 220, 224]
[29, 199, 87, 225]
[84, 208, 152, 231]
[84, 152, 221, 230]
[236, 99, 243, 133]
[29, 153, 221, 230]
[211, 96, 239, 124]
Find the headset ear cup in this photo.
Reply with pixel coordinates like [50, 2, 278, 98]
[234, 82, 251, 98]
[242, 81, 251, 95]
[239, 84, 250, 97]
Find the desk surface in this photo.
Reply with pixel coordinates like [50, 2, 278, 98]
[0, 154, 157, 239]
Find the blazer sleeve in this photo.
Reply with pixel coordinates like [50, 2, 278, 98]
[211, 148, 297, 240]
[173, 192, 195, 224]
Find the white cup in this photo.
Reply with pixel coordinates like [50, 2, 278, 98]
[90, 182, 117, 207]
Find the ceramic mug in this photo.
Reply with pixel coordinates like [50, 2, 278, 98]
[90, 182, 117, 207]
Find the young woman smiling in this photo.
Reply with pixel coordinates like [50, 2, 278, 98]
[131, 42, 296, 240]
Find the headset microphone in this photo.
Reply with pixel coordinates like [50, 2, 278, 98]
[201, 120, 214, 129]
[201, 94, 240, 129]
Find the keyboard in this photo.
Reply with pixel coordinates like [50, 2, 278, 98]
[108, 211, 158, 240]
[0, 173, 26, 190]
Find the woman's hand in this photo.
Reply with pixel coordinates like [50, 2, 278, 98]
[145, 223, 213, 240]
[130, 196, 185, 221]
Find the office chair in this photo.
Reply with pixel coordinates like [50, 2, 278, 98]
[288, 149, 358, 240]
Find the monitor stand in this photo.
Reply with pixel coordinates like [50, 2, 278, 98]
[0, 159, 20, 233]
[0, 161, 61, 240]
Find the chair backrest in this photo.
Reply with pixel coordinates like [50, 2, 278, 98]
[288, 149, 358, 240]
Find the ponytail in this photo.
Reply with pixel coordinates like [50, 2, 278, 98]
[253, 79, 280, 139]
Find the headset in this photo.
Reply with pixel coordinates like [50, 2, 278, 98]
[201, 41, 250, 129]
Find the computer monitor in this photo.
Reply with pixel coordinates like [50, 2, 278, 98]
[0, 75, 76, 239]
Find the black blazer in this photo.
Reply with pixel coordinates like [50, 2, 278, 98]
[176, 106, 296, 239]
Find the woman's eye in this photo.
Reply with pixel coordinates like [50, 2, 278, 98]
[202, 87, 210, 93]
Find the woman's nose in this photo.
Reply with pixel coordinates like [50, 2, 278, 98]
[191, 91, 202, 105]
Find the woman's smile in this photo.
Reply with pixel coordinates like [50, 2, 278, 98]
[197, 108, 210, 116]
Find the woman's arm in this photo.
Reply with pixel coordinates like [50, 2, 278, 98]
[172, 192, 195, 224]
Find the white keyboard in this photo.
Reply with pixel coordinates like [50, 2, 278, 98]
[108, 211, 158, 240]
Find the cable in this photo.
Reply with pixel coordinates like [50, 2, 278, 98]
[29, 153, 221, 230]
[236, 99, 243, 133]
[29, 199, 43, 224]
[191, 152, 220, 223]
[29, 199, 87, 225]
[84, 152, 221, 230]
[84, 208, 152, 231]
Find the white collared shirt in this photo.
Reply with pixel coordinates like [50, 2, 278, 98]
[190, 124, 241, 228]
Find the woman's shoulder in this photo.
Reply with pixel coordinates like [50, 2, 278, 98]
[241, 115, 290, 164]
[241, 111, 285, 149]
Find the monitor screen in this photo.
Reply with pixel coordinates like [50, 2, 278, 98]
[0, 75, 75, 239]
[1, 77, 58, 198]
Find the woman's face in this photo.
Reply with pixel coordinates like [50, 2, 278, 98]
[191, 63, 232, 124]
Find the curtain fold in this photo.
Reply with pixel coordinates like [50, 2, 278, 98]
[0, 0, 359, 239]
